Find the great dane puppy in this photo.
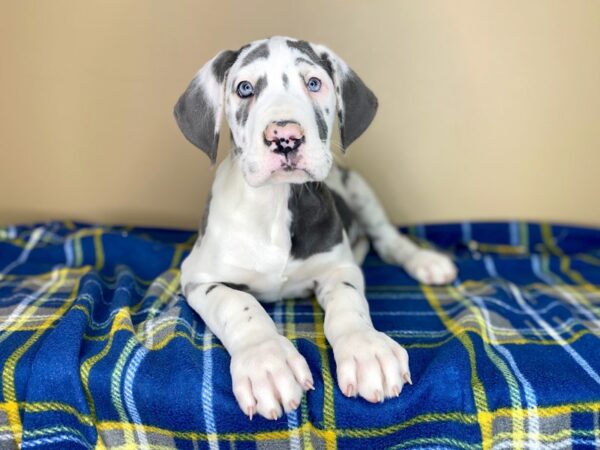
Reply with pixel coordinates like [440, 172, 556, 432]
[174, 36, 457, 420]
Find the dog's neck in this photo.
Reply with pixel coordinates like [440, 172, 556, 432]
[199, 154, 293, 277]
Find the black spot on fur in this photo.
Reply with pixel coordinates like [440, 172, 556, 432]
[342, 281, 357, 290]
[288, 183, 344, 259]
[203, 282, 249, 295]
[205, 284, 219, 295]
[221, 282, 249, 292]
[243, 306, 249, 311]
[240, 43, 270, 67]
[282, 73, 289, 88]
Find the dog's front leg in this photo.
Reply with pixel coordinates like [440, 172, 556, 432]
[185, 283, 313, 420]
[315, 265, 411, 402]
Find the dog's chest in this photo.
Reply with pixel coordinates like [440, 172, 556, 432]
[182, 157, 356, 300]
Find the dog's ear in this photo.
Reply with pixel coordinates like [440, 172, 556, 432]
[174, 50, 239, 163]
[314, 45, 378, 150]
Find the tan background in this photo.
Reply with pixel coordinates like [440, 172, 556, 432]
[1, 1, 599, 229]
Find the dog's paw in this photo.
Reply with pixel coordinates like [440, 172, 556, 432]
[404, 249, 457, 285]
[230, 334, 313, 420]
[332, 328, 411, 402]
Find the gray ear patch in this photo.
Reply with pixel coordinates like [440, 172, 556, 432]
[339, 69, 378, 149]
[174, 49, 240, 163]
[174, 82, 219, 163]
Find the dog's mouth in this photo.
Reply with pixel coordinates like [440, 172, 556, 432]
[272, 166, 314, 177]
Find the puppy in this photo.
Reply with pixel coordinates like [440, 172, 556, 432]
[174, 36, 457, 420]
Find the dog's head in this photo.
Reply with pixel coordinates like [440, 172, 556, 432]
[174, 36, 378, 187]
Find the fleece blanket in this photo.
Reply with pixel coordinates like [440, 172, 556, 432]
[0, 221, 599, 449]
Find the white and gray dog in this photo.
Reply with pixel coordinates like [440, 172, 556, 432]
[174, 36, 457, 420]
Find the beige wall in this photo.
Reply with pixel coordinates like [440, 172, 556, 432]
[1, 1, 599, 229]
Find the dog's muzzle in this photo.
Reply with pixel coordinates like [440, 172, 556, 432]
[263, 121, 305, 158]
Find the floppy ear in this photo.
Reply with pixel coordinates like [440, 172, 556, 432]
[173, 50, 239, 163]
[315, 46, 379, 150]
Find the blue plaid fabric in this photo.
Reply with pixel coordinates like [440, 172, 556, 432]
[0, 221, 599, 449]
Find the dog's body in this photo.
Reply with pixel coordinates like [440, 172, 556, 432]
[175, 36, 457, 420]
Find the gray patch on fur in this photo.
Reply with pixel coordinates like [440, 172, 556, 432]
[318, 52, 334, 79]
[314, 105, 327, 141]
[286, 40, 333, 78]
[274, 119, 299, 127]
[212, 50, 239, 83]
[254, 75, 268, 97]
[329, 188, 355, 232]
[241, 43, 270, 67]
[288, 183, 344, 259]
[282, 73, 289, 89]
[234, 76, 266, 127]
[295, 57, 316, 67]
[338, 69, 378, 149]
[337, 164, 351, 185]
[235, 100, 251, 127]
[200, 191, 212, 235]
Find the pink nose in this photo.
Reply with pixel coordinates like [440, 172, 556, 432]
[264, 121, 304, 143]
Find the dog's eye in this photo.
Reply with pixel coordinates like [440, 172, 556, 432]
[307, 77, 321, 92]
[236, 81, 254, 98]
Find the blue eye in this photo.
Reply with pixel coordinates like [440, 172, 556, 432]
[237, 81, 254, 98]
[307, 77, 321, 92]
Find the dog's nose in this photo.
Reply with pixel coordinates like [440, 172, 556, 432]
[265, 121, 304, 142]
[264, 121, 305, 157]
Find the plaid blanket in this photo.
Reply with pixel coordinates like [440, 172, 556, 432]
[0, 221, 599, 449]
